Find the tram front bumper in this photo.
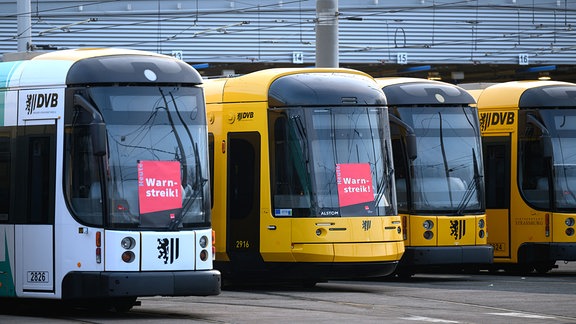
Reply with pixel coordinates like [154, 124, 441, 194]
[62, 270, 221, 299]
[518, 242, 576, 263]
[400, 245, 494, 267]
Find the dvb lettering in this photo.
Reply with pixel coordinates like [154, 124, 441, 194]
[489, 112, 514, 125]
[26, 93, 59, 114]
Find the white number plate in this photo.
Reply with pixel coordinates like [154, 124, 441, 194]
[27, 271, 49, 283]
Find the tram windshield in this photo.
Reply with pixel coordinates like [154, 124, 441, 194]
[395, 106, 484, 214]
[270, 107, 396, 217]
[521, 109, 576, 211]
[65, 86, 210, 229]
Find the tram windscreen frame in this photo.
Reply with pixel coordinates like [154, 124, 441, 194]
[394, 106, 484, 215]
[64, 85, 211, 229]
[269, 106, 396, 218]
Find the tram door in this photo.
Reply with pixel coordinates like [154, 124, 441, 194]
[226, 132, 263, 268]
[14, 123, 56, 294]
[482, 136, 511, 259]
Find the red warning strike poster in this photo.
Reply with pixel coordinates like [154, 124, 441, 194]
[138, 160, 182, 214]
[336, 163, 375, 215]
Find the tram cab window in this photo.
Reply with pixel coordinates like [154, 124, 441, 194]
[272, 115, 312, 217]
[519, 119, 550, 209]
[65, 104, 104, 226]
[390, 125, 409, 212]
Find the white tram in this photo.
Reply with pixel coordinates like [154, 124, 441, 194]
[0, 48, 220, 311]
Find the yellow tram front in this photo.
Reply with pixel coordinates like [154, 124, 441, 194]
[206, 68, 404, 283]
[472, 80, 576, 273]
[378, 78, 492, 276]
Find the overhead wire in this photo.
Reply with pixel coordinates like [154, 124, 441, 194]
[2, 0, 576, 61]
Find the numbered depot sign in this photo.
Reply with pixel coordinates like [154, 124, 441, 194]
[171, 50, 183, 60]
[292, 51, 304, 64]
[397, 52, 408, 65]
[519, 54, 529, 65]
[138, 160, 182, 226]
[336, 163, 376, 216]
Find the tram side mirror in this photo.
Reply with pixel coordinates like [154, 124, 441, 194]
[541, 134, 553, 159]
[91, 122, 107, 156]
[74, 94, 108, 156]
[527, 114, 552, 160]
[405, 133, 417, 161]
[389, 113, 417, 160]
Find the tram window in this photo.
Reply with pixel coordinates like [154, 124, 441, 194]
[0, 132, 11, 221]
[209, 133, 214, 209]
[271, 116, 311, 217]
[390, 125, 409, 212]
[13, 125, 55, 224]
[483, 140, 510, 209]
[519, 124, 550, 209]
[66, 123, 103, 225]
[28, 137, 53, 223]
[227, 132, 260, 220]
[520, 141, 550, 208]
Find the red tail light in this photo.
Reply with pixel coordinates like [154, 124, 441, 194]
[402, 216, 407, 240]
[95, 231, 102, 264]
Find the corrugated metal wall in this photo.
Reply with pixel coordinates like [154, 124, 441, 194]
[1, 0, 574, 67]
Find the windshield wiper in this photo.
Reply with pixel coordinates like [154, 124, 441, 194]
[159, 88, 189, 188]
[161, 89, 207, 230]
[374, 142, 394, 210]
[456, 148, 482, 216]
[289, 114, 318, 213]
[436, 111, 458, 208]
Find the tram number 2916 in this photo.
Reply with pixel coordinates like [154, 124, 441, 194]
[27, 271, 49, 283]
[235, 240, 250, 249]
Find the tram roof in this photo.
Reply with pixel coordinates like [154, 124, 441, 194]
[31, 48, 168, 62]
[375, 77, 475, 106]
[0, 48, 202, 88]
[469, 80, 576, 109]
[203, 67, 381, 105]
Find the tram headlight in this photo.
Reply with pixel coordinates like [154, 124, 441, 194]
[479, 230, 485, 239]
[200, 249, 209, 261]
[121, 236, 136, 250]
[122, 251, 136, 263]
[199, 235, 208, 248]
[478, 219, 485, 229]
[423, 231, 434, 240]
[566, 228, 575, 236]
[565, 217, 575, 227]
[423, 220, 434, 230]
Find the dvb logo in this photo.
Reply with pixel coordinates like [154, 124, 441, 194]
[479, 111, 515, 131]
[26, 93, 59, 115]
